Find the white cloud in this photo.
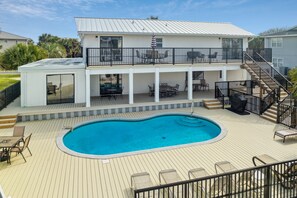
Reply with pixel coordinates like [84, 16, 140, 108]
[0, 0, 114, 20]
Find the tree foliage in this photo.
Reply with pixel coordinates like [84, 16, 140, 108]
[288, 67, 297, 98]
[0, 43, 47, 70]
[248, 37, 264, 49]
[259, 27, 290, 36]
[40, 42, 67, 58]
[38, 33, 81, 58]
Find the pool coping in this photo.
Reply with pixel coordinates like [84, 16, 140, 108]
[56, 112, 228, 159]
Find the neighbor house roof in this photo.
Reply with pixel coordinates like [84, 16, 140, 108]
[75, 18, 254, 37]
[0, 31, 29, 40]
[18, 58, 85, 72]
[262, 26, 297, 37]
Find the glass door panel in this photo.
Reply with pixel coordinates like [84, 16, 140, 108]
[47, 74, 74, 104]
[60, 74, 74, 103]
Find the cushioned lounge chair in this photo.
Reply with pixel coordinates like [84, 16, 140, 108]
[252, 154, 297, 189]
[215, 161, 237, 174]
[274, 128, 297, 143]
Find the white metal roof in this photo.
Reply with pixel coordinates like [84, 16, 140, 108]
[18, 58, 85, 72]
[0, 31, 29, 40]
[75, 18, 254, 37]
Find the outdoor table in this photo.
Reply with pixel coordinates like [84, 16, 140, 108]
[0, 136, 23, 164]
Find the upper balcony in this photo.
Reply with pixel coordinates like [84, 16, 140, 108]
[86, 47, 246, 67]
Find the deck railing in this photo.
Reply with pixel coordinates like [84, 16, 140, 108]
[0, 82, 20, 111]
[86, 47, 244, 66]
[134, 158, 297, 198]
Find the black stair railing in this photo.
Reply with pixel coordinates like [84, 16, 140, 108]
[254, 52, 293, 92]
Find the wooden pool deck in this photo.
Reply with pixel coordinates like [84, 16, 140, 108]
[0, 107, 297, 198]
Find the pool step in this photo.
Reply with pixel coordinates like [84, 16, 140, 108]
[203, 99, 223, 110]
[0, 115, 17, 129]
[176, 116, 205, 127]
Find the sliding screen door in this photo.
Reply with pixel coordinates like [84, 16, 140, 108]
[47, 74, 74, 105]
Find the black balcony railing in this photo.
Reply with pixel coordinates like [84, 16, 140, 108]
[86, 47, 244, 66]
[134, 158, 297, 198]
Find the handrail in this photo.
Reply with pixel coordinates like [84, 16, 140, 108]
[261, 89, 276, 114]
[244, 53, 281, 93]
[256, 52, 293, 88]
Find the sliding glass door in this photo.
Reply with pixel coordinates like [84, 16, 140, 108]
[47, 74, 74, 105]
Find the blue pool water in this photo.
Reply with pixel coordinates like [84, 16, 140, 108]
[63, 114, 221, 156]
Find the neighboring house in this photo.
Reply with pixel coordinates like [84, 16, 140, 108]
[263, 26, 297, 75]
[0, 31, 29, 52]
[19, 18, 254, 107]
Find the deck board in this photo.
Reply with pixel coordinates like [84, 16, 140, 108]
[0, 107, 297, 197]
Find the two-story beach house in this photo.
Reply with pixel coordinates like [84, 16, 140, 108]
[263, 26, 297, 75]
[19, 18, 254, 108]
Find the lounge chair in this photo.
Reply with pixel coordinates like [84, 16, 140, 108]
[274, 128, 297, 142]
[131, 172, 155, 197]
[252, 154, 297, 189]
[215, 161, 237, 174]
[10, 133, 32, 163]
[188, 167, 227, 197]
[159, 169, 183, 197]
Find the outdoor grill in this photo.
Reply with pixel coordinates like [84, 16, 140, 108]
[230, 93, 247, 113]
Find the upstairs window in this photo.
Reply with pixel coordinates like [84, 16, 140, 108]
[271, 38, 282, 48]
[156, 38, 163, 48]
[272, 57, 284, 67]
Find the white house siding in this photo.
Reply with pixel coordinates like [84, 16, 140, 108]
[0, 40, 27, 52]
[227, 69, 246, 81]
[21, 69, 86, 107]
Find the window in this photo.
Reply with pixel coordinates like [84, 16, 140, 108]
[156, 38, 163, 48]
[271, 38, 282, 48]
[100, 36, 123, 61]
[272, 57, 284, 67]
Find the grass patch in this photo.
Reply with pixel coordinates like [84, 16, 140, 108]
[0, 74, 20, 91]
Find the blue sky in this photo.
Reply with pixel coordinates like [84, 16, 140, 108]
[0, 0, 296, 42]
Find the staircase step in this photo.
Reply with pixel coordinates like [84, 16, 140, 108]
[205, 104, 223, 109]
[0, 115, 17, 119]
[203, 99, 223, 110]
[260, 114, 277, 123]
[0, 118, 16, 124]
[0, 123, 15, 129]
[262, 111, 277, 119]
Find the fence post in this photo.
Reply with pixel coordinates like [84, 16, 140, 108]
[86, 48, 89, 66]
[191, 48, 194, 65]
[173, 48, 175, 65]
[209, 48, 211, 64]
[132, 48, 134, 66]
[264, 166, 271, 198]
[226, 48, 228, 64]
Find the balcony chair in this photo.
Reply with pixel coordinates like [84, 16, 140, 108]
[136, 50, 147, 63]
[208, 52, 218, 62]
[187, 51, 199, 62]
[157, 50, 169, 63]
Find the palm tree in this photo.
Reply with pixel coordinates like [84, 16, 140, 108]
[41, 43, 67, 58]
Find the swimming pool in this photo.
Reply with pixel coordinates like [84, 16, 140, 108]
[57, 113, 226, 158]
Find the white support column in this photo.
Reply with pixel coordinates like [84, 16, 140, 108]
[85, 70, 91, 107]
[129, 68, 134, 104]
[155, 68, 160, 102]
[188, 68, 193, 100]
[222, 66, 227, 81]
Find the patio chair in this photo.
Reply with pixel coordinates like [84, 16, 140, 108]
[188, 167, 228, 197]
[148, 85, 154, 96]
[136, 50, 147, 63]
[159, 169, 183, 197]
[13, 126, 25, 138]
[252, 154, 297, 189]
[200, 79, 209, 91]
[131, 172, 155, 197]
[10, 133, 32, 163]
[273, 128, 297, 143]
[157, 50, 169, 63]
[187, 51, 199, 62]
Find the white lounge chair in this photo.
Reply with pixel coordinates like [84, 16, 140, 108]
[159, 169, 183, 197]
[131, 172, 155, 197]
[274, 128, 297, 143]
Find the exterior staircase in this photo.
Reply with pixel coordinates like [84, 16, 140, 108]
[243, 53, 292, 123]
[0, 115, 17, 129]
[203, 99, 223, 109]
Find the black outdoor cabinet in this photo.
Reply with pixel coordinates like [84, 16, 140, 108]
[230, 93, 247, 113]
